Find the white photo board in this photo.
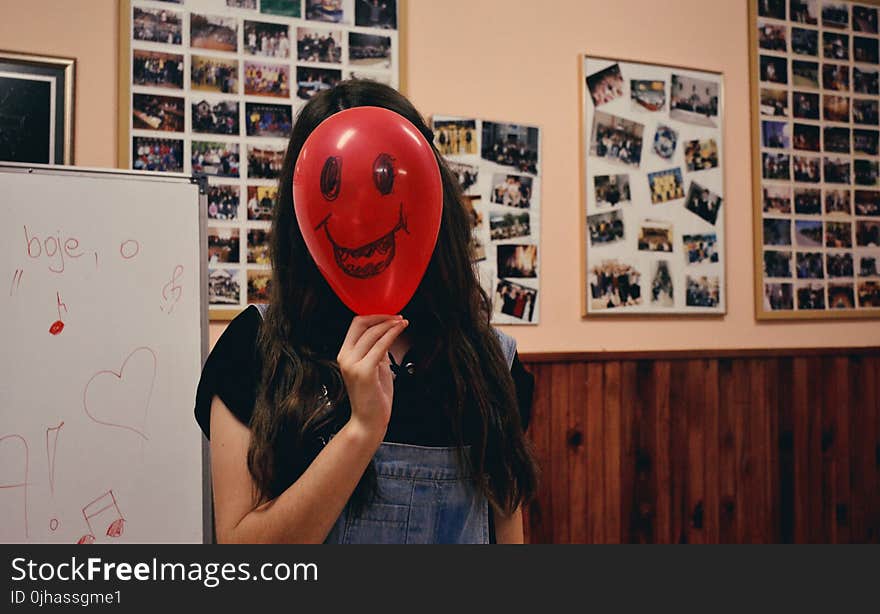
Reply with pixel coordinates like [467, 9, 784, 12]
[0, 165, 208, 544]
[123, 0, 400, 318]
[583, 55, 727, 315]
[432, 115, 542, 325]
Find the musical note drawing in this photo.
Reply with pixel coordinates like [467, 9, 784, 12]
[45, 421, 63, 495]
[160, 265, 183, 314]
[49, 291, 67, 336]
[0, 434, 30, 539]
[9, 268, 23, 296]
[75, 490, 125, 544]
[82, 347, 157, 440]
[45, 422, 64, 532]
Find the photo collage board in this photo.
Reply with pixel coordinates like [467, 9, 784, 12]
[752, 0, 880, 316]
[432, 116, 541, 324]
[582, 56, 726, 315]
[124, 0, 399, 318]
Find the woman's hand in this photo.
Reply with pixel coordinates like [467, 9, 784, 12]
[337, 314, 408, 442]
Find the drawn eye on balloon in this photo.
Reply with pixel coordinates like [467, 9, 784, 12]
[320, 156, 341, 201]
[373, 153, 395, 195]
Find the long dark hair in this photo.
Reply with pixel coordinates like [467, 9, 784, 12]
[248, 79, 537, 514]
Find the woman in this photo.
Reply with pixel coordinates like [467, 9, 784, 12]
[195, 79, 538, 543]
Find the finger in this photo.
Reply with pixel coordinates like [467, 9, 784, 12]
[361, 320, 408, 368]
[349, 318, 406, 362]
[340, 314, 402, 354]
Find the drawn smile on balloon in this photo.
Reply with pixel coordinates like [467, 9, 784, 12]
[315, 203, 409, 279]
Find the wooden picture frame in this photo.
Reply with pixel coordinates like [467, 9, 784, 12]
[0, 51, 74, 165]
[581, 54, 727, 317]
[749, 0, 880, 319]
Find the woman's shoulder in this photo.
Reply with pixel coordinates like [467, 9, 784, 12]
[193, 304, 264, 439]
[213, 304, 264, 358]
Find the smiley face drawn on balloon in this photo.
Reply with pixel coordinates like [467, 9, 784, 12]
[313, 153, 410, 279]
[293, 106, 443, 315]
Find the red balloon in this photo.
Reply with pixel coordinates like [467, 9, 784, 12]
[293, 106, 443, 315]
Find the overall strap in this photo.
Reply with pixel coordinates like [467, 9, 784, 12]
[493, 328, 517, 370]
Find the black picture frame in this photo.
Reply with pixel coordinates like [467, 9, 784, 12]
[0, 51, 75, 165]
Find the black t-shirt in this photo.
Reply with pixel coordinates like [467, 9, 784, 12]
[194, 305, 534, 442]
[194, 305, 534, 543]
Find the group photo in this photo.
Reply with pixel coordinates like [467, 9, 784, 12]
[245, 20, 291, 58]
[133, 94, 184, 132]
[191, 141, 240, 177]
[481, 121, 540, 174]
[297, 27, 342, 63]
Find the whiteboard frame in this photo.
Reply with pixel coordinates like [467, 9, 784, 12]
[0, 162, 212, 544]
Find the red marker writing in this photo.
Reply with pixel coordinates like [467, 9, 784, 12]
[49, 291, 68, 335]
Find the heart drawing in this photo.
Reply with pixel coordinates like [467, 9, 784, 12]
[82, 347, 157, 440]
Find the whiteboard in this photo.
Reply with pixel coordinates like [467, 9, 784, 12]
[0, 164, 208, 544]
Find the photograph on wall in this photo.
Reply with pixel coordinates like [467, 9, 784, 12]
[305, 0, 350, 24]
[208, 268, 241, 305]
[749, 0, 880, 319]
[432, 114, 542, 325]
[297, 27, 343, 63]
[191, 13, 239, 52]
[260, 0, 300, 18]
[132, 136, 184, 172]
[135, 93, 186, 132]
[481, 121, 539, 174]
[244, 20, 291, 58]
[192, 99, 239, 134]
[246, 185, 276, 220]
[348, 33, 392, 69]
[123, 0, 400, 318]
[355, 0, 397, 29]
[133, 49, 184, 89]
[190, 55, 237, 93]
[247, 269, 272, 303]
[588, 111, 644, 168]
[582, 55, 726, 315]
[435, 119, 478, 156]
[133, 6, 183, 45]
[207, 184, 240, 220]
[588, 259, 643, 310]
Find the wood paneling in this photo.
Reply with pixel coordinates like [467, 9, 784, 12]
[520, 348, 880, 543]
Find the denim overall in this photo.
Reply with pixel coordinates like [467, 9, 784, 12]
[254, 304, 518, 544]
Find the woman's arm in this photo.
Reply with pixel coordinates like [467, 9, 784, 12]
[211, 314, 408, 544]
[210, 394, 382, 544]
[492, 506, 525, 544]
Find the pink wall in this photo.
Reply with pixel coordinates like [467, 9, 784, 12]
[4, 0, 878, 352]
[405, 0, 879, 352]
[0, 0, 119, 168]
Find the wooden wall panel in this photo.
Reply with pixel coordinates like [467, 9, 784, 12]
[520, 349, 880, 544]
